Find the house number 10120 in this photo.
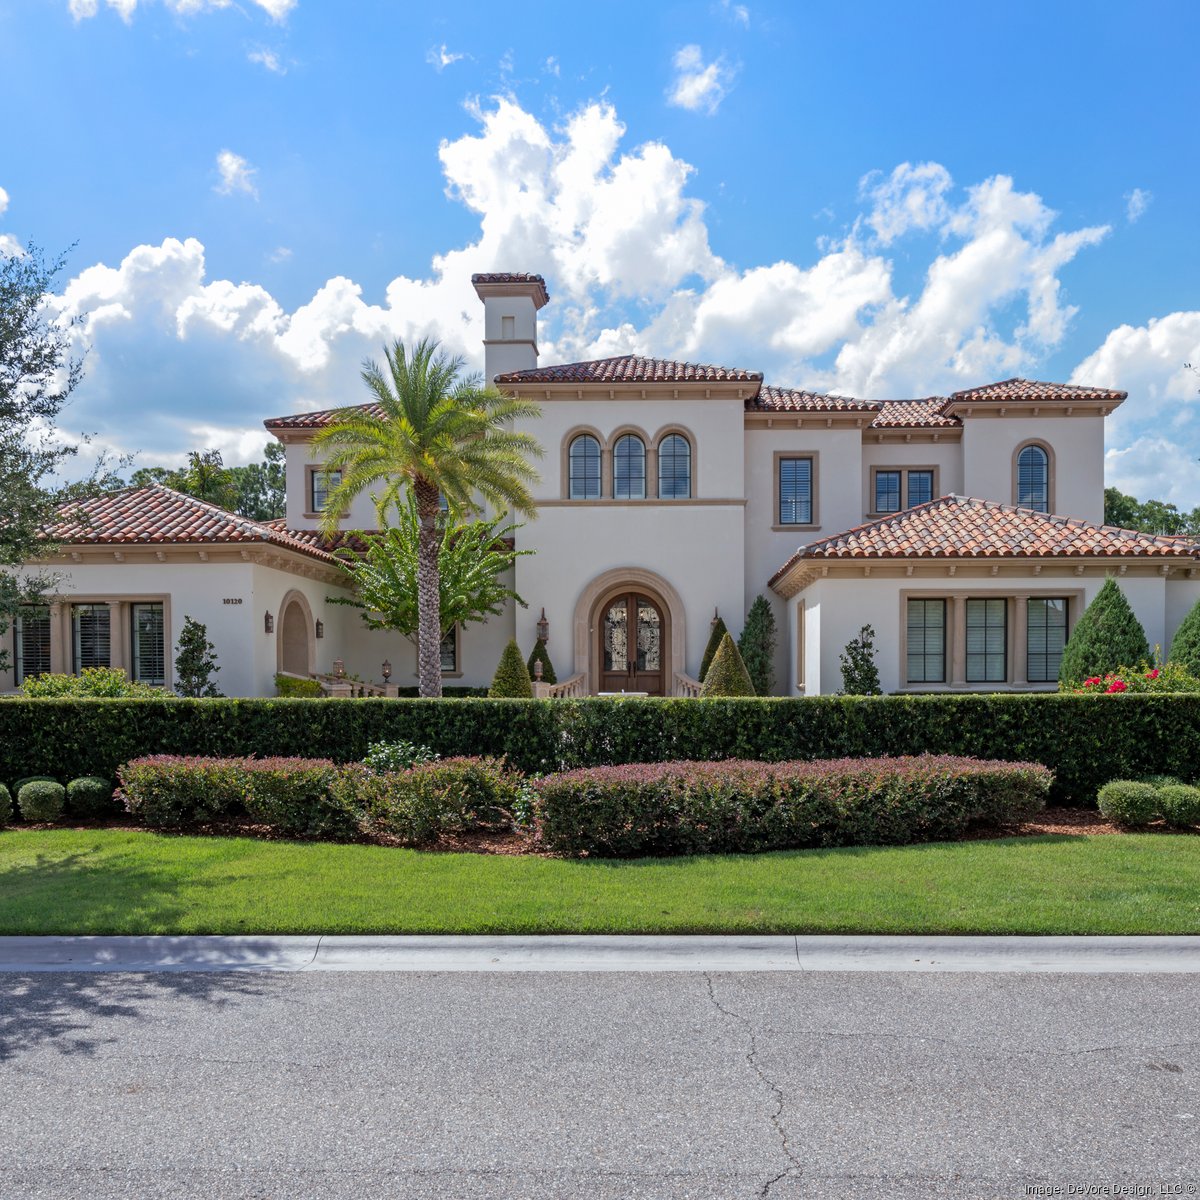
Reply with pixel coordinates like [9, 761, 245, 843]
[223, 598, 243, 605]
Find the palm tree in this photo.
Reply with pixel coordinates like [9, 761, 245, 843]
[314, 337, 542, 697]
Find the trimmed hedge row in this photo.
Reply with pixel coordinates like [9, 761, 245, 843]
[2, 693, 1199, 803]
[536, 755, 1051, 858]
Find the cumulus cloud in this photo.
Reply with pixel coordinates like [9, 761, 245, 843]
[214, 149, 258, 198]
[1125, 187, 1152, 223]
[426, 44, 465, 71]
[247, 48, 285, 74]
[70, 0, 295, 20]
[667, 45, 735, 114]
[861, 162, 954, 245]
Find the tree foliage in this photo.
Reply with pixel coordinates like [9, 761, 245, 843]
[527, 637, 557, 685]
[700, 632, 755, 697]
[174, 616, 223, 698]
[1057, 578, 1151, 686]
[489, 639, 533, 698]
[313, 338, 542, 697]
[129, 443, 285, 520]
[699, 616, 729, 682]
[839, 625, 882, 695]
[328, 491, 529, 638]
[1104, 486, 1200, 538]
[738, 595, 777, 696]
[1170, 597, 1200, 678]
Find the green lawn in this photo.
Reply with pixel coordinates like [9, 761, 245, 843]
[1, 828, 1198, 935]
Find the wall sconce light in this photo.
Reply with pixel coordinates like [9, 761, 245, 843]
[315, 620, 324, 639]
[536, 606, 550, 643]
[710, 606, 720, 629]
[381, 660, 392, 682]
[333, 658, 346, 678]
[264, 611, 274, 634]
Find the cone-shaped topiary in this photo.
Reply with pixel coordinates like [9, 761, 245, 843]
[1169, 596, 1200, 677]
[0, 784, 11, 826]
[489, 638, 534, 698]
[738, 595, 777, 696]
[1058, 578, 1151, 686]
[700, 632, 756, 697]
[699, 616, 729, 681]
[526, 637, 557, 685]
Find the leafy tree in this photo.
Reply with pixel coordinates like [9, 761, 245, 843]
[128, 443, 285, 521]
[839, 625, 882, 695]
[738, 595, 777, 696]
[174, 616, 223, 697]
[700, 632, 755, 697]
[1104, 486, 1200, 537]
[489, 638, 533, 698]
[181, 449, 238, 510]
[233, 442, 286, 520]
[699, 615, 729, 681]
[313, 337, 542, 697]
[328, 492, 529, 644]
[0, 243, 87, 673]
[1168, 596, 1200, 677]
[1057, 578, 1151, 686]
[527, 637, 557, 685]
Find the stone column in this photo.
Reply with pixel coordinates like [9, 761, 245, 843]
[950, 595, 966, 687]
[109, 601, 128, 673]
[49, 603, 67, 674]
[1011, 595, 1029, 688]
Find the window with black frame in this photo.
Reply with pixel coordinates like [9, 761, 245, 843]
[72, 604, 111, 672]
[778, 457, 813, 525]
[966, 598, 1007, 683]
[568, 434, 601, 500]
[131, 603, 166, 686]
[906, 599, 946, 684]
[13, 606, 51, 685]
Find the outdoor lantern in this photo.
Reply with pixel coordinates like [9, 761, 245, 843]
[381, 659, 392, 681]
[264, 611, 274, 634]
[710, 606, 720, 628]
[333, 658, 345, 678]
[315, 620, 324, 639]
[536, 607, 550, 642]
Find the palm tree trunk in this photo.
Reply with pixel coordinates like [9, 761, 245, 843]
[414, 479, 443, 698]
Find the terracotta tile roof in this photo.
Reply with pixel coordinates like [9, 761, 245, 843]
[749, 386, 880, 414]
[772, 497, 1198, 580]
[471, 272, 547, 286]
[494, 354, 763, 385]
[263, 520, 373, 555]
[264, 402, 382, 431]
[949, 378, 1127, 404]
[46, 485, 340, 565]
[871, 398, 960, 428]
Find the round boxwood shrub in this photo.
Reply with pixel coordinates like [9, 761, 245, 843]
[18, 779, 67, 823]
[12, 775, 56, 793]
[1097, 780, 1160, 828]
[0, 784, 11, 826]
[1159, 784, 1200, 829]
[67, 776, 115, 817]
[1140, 774, 1182, 789]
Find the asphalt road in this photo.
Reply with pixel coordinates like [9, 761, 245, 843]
[1, 969, 1197, 1199]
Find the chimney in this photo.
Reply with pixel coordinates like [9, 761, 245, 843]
[472, 272, 550, 387]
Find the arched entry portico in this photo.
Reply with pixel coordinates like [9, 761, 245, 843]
[277, 590, 315, 677]
[573, 568, 687, 696]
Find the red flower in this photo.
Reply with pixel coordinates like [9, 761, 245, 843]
[1084, 677, 1101, 686]
[1146, 668, 1160, 679]
[1106, 679, 1128, 693]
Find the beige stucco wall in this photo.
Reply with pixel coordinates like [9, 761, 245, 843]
[859, 440, 964, 511]
[284, 441, 381, 533]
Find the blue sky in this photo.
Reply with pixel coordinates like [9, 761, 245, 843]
[3, 0, 1199, 503]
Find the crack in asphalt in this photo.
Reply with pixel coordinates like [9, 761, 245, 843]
[704, 972, 802, 1198]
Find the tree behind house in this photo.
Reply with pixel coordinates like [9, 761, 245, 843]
[175, 617, 223, 697]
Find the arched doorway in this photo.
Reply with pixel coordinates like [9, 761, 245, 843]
[598, 592, 665, 694]
[277, 591, 314, 676]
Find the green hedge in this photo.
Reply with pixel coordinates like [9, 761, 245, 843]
[2, 693, 1199, 803]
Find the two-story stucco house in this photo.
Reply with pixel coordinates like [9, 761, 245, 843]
[4, 271, 1199, 698]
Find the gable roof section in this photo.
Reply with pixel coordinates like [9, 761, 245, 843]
[770, 494, 1198, 589]
[264, 402, 383, 431]
[494, 354, 763, 385]
[46, 485, 340, 565]
[871, 398, 960, 428]
[948, 378, 1127, 404]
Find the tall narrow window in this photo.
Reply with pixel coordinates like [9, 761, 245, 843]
[906, 599, 946, 684]
[440, 626, 458, 673]
[1027, 597, 1068, 683]
[658, 434, 692, 499]
[1016, 445, 1049, 513]
[13, 606, 51, 685]
[778, 457, 813, 525]
[72, 604, 111, 672]
[613, 434, 646, 500]
[874, 470, 902, 514]
[907, 469, 934, 507]
[966, 598, 1007, 683]
[310, 467, 342, 513]
[130, 603, 165, 687]
[568, 434, 602, 499]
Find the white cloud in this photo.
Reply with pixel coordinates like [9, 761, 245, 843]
[1125, 187, 1152, 223]
[861, 162, 953, 245]
[214, 149, 258, 198]
[268, 246, 292, 263]
[718, 0, 750, 25]
[69, 0, 295, 22]
[426, 44, 465, 71]
[248, 48, 285, 74]
[0, 186, 8, 217]
[667, 45, 735, 115]
[1105, 436, 1199, 509]
[544, 56, 560, 77]
[498, 49, 514, 74]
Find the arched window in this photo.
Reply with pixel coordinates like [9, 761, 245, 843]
[1016, 444, 1050, 513]
[568, 434, 602, 500]
[657, 433, 692, 499]
[613, 434, 646, 500]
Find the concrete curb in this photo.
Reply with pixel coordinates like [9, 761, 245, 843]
[1, 934, 1199, 973]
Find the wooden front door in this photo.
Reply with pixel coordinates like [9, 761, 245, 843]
[599, 593, 665, 695]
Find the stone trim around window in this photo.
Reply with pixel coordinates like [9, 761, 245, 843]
[772, 450, 821, 532]
[1011, 439, 1056, 514]
[303, 463, 349, 520]
[40, 594, 173, 689]
[896, 588, 1083, 692]
[559, 423, 699, 502]
[867, 464, 941, 518]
